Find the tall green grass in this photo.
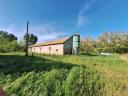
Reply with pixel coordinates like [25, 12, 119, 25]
[0, 68, 104, 96]
[34, 53, 128, 96]
[0, 52, 104, 96]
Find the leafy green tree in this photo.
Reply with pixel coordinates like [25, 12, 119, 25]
[80, 32, 128, 54]
[0, 31, 17, 41]
[0, 31, 18, 52]
[80, 36, 97, 54]
[23, 33, 38, 45]
[8, 33, 17, 41]
[0, 39, 18, 52]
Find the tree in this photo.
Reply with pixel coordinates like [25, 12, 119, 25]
[0, 31, 18, 52]
[23, 33, 38, 45]
[97, 32, 110, 52]
[80, 36, 97, 53]
[80, 32, 128, 54]
[0, 38, 18, 52]
[8, 33, 17, 41]
[0, 31, 17, 41]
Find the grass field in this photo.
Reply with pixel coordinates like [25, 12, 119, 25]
[0, 52, 128, 96]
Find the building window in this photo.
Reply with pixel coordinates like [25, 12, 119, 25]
[49, 47, 51, 51]
[56, 49, 58, 52]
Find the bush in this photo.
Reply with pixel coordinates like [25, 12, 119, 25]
[0, 39, 18, 52]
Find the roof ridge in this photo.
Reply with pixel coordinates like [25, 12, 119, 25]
[33, 36, 70, 47]
[44, 36, 69, 43]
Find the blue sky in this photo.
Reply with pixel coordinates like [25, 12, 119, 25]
[0, 0, 128, 42]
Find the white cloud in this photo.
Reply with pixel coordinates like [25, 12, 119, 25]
[29, 23, 67, 42]
[77, 15, 91, 27]
[0, 23, 68, 43]
[77, 0, 96, 28]
[0, 24, 25, 40]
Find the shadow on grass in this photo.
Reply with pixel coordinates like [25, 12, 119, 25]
[80, 53, 99, 56]
[0, 54, 77, 74]
[0, 54, 104, 96]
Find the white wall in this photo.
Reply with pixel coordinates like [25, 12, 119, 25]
[31, 44, 64, 55]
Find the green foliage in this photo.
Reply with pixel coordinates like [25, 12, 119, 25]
[80, 32, 128, 54]
[0, 39, 18, 52]
[0, 53, 104, 96]
[0, 31, 17, 41]
[24, 33, 38, 45]
[0, 31, 18, 52]
[64, 67, 104, 96]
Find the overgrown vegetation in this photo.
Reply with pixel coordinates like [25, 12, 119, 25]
[0, 31, 128, 96]
[0, 31, 18, 52]
[80, 32, 128, 53]
[0, 52, 128, 96]
[0, 31, 38, 52]
[41, 53, 128, 96]
[0, 52, 104, 96]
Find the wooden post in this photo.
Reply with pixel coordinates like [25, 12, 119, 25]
[25, 21, 29, 57]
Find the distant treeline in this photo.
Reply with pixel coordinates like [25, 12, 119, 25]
[0, 31, 38, 52]
[80, 32, 128, 53]
[0, 31, 127, 53]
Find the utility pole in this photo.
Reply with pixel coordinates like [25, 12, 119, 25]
[25, 21, 29, 57]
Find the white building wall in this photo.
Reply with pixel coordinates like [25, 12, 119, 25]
[31, 44, 64, 55]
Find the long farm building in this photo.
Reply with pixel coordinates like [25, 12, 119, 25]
[29, 34, 80, 55]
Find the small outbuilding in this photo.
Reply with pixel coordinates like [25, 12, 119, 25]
[29, 34, 80, 55]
